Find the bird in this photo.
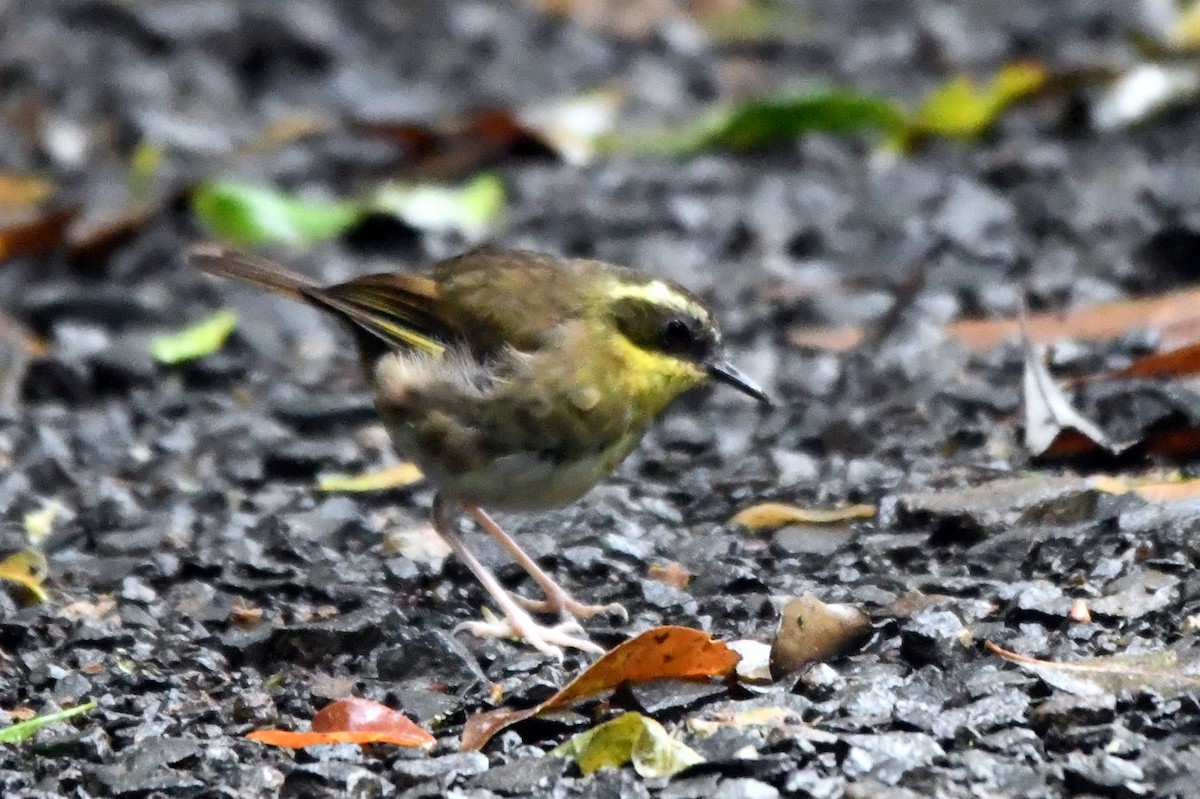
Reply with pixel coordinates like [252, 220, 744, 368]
[189, 245, 769, 659]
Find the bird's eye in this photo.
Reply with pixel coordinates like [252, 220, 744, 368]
[662, 318, 695, 352]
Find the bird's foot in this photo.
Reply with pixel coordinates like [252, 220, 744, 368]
[512, 591, 628, 622]
[455, 606, 605, 660]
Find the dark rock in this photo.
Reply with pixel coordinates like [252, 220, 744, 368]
[771, 524, 852, 557]
[783, 770, 845, 799]
[628, 679, 727, 716]
[264, 438, 362, 478]
[466, 755, 568, 795]
[375, 628, 486, 686]
[639, 579, 699, 612]
[662, 773, 722, 799]
[283, 761, 393, 798]
[1062, 752, 1152, 798]
[271, 606, 399, 665]
[841, 732, 945, 784]
[896, 477, 1099, 541]
[270, 388, 378, 431]
[90, 737, 206, 797]
[1030, 692, 1116, 731]
[90, 341, 158, 390]
[1090, 569, 1180, 619]
[931, 689, 1031, 741]
[392, 752, 489, 786]
[900, 609, 971, 666]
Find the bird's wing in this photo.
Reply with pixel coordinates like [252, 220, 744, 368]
[429, 249, 592, 354]
[191, 245, 451, 357]
[309, 273, 450, 357]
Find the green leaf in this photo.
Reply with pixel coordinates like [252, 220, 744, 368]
[551, 712, 705, 778]
[370, 173, 505, 241]
[0, 700, 97, 745]
[625, 89, 907, 155]
[149, 309, 238, 365]
[191, 180, 362, 247]
[908, 62, 1046, 141]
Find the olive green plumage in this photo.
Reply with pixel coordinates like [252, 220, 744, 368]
[191, 245, 766, 510]
[190, 243, 768, 656]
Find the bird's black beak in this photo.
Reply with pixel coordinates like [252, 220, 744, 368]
[707, 360, 772, 407]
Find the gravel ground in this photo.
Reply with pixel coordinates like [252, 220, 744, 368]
[3, 1, 1200, 797]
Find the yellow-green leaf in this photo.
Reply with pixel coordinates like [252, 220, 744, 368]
[192, 180, 362, 247]
[1170, 1, 1200, 49]
[149, 309, 238, 365]
[370, 173, 505, 241]
[909, 62, 1046, 141]
[0, 700, 97, 745]
[0, 548, 49, 604]
[317, 463, 424, 493]
[551, 712, 704, 778]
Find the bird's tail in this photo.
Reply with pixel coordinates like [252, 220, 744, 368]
[188, 244, 317, 303]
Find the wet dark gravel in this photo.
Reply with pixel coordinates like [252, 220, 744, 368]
[4, 1, 1200, 797]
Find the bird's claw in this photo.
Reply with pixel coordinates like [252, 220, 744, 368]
[512, 592, 629, 622]
[455, 612, 604, 660]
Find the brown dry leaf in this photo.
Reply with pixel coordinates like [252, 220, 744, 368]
[248, 697, 435, 749]
[790, 286, 1200, 353]
[460, 626, 739, 751]
[769, 593, 871, 677]
[357, 92, 621, 176]
[730, 502, 875, 531]
[1106, 341, 1200, 381]
[67, 204, 154, 264]
[0, 207, 77, 262]
[986, 641, 1200, 698]
[357, 109, 557, 180]
[1144, 427, 1200, 459]
[229, 601, 264, 629]
[647, 561, 691, 589]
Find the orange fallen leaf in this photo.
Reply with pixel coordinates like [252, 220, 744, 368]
[247, 697, 435, 749]
[647, 561, 691, 589]
[730, 502, 875, 531]
[460, 626, 739, 751]
[1106, 341, 1200, 381]
[790, 285, 1200, 353]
